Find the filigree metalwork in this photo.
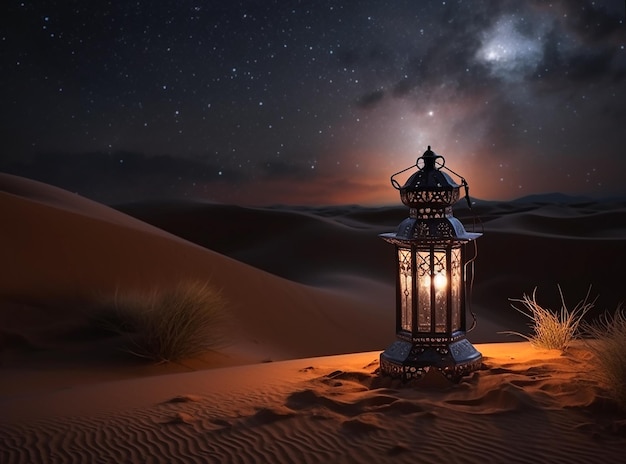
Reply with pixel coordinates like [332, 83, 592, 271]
[416, 222, 430, 237]
[410, 206, 452, 219]
[435, 222, 453, 237]
[401, 189, 459, 208]
[380, 339, 483, 382]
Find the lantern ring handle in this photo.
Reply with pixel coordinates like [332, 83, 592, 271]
[416, 154, 446, 170]
[389, 164, 416, 190]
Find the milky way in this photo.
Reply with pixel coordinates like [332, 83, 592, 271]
[1, 0, 624, 205]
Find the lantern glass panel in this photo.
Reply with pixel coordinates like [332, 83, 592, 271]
[433, 250, 448, 332]
[416, 249, 451, 332]
[397, 248, 413, 332]
[451, 247, 462, 332]
[416, 251, 433, 331]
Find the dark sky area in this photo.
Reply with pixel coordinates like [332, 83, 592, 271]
[1, 1, 625, 205]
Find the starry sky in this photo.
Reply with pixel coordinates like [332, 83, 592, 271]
[1, 0, 625, 205]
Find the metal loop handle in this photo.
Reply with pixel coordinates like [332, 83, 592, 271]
[389, 153, 447, 190]
[416, 154, 445, 170]
[441, 164, 472, 210]
[389, 164, 416, 190]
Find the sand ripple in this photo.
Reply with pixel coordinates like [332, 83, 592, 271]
[2, 349, 626, 464]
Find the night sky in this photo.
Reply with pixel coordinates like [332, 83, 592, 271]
[1, 1, 625, 205]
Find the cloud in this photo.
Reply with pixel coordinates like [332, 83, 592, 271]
[1, 150, 332, 204]
[533, 13, 624, 85]
[255, 158, 318, 179]
[566, 49, 617, 81]
[561, 0, 625, 42]
[1, 151, 237, 204]
[356, 90, 386, 109]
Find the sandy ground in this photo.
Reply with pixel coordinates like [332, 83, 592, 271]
[1, 173, 625, 463]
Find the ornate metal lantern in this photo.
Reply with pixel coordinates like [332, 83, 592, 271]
[379, 146, 482, 382]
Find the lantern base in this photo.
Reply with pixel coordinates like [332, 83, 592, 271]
[379, 337, 482, 383]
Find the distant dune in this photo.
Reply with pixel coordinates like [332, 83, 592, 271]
[115, 193, 626, 332]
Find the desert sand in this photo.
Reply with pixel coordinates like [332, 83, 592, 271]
[1, 173, 625, 463]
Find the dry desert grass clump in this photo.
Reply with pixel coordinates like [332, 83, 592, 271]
[96, 280, 230, 363]
[503, 286, 594, 352]
[583, 307, 626, 411]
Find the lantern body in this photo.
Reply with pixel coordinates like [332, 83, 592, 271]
[379, 147, 482, 382]
[396, 244, 463, 335]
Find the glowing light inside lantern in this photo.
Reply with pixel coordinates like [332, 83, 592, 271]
[422, 271, 448, 290]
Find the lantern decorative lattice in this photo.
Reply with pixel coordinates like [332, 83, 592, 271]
[379, 146, 482, 382]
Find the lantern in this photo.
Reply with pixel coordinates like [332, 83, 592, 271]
[379, 146, 482, 382]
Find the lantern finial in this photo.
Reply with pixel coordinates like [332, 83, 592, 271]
[420, 145, 438, 169]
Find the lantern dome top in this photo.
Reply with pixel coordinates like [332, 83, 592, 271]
[396, 146, 459, 209]
[384, 145, 481, 243]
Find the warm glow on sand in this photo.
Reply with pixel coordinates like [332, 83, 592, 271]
[2, 344, 625, 463]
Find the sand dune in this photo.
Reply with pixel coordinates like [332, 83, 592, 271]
[0, 174, 392, 369]
[1, 173, 625, 463]
[2, 344, 625, 463]
[115, 200, 400, 284]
